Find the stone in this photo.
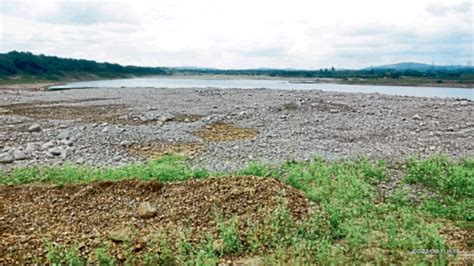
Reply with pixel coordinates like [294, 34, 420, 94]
[109, 227, 134, 242]
[329, 109, 339, 113]
[41, 141, 56, 150]
[137, 202, 157, 219]
[57, 129, 72, 140]
[412, 114, 422, 120]
[120, 140, 132, 147]
[27, 123, 42, 132]
[13, 150, 27, 160]
[0, 152, 14, 164]
[102, 127, 109, 133]
[48, 147, 63, 156]
[25, 142, 40, 153]
[61, 147, 74, 159]
[60, 139, 74, 147]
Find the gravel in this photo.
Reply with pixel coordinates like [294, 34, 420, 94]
[0, 87, 472, 171]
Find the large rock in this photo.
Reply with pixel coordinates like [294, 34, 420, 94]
[137, 202, 157, 219]
[60, 147, 74, 159]
[109, 226, 134, 242]
[25, 142, 40, 153]
[0, 152, 14, 164]
[13, 150, 27, 160]
[27, 123, 42, 133]
[41, 141, 56, 150]
[57, 129, 72, 140]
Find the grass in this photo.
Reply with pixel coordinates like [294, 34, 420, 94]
[0, 154, 209, 185]
[2, 154, 472, 264]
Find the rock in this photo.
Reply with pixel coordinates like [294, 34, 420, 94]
[27, 123, 42, 132]
[61, 147, 74, 159]
[25, 142, 40, 153]
[48, 147, 63, 156]
[41, 141, 56, 150]
[0, 152, 14, 164]
[159, 114, 174, 122]
[109, 227, 134, 242]
[60, 139, 74, 147]
[120, 140, 132, 147]
[57, 129, 72, 140]
[329, 109, 339, 113]
[412, 114, 422, 120]
[137, 202, 157, 218]
[102, 127, 109, 133]
[13, 150, 27, 160]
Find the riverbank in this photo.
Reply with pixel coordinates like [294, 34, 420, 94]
[0, 86, 472, 264]
[0, 87, 472, 171]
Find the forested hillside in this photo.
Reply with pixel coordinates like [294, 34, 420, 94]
[0, 51, 169, 79]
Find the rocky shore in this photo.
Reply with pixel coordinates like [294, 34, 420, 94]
[0, 87, 472, 171]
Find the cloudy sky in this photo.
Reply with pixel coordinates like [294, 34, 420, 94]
[0, 0, 472, 69]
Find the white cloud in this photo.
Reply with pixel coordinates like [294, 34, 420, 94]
[1, 0, 472, 68]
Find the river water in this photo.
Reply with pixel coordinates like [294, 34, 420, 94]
[49, 77, 473, 100]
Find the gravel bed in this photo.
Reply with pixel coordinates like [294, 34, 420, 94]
[0, 87, 472, 172]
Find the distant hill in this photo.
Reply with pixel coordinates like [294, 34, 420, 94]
[367, 62, 472, 72]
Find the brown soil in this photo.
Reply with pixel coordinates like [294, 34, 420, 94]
[193, 123, 258, 142]
[2, 101, 160, 126]
[0, 176, 309, 264]
[127, 142, 204, 159]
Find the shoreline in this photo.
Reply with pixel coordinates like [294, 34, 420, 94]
[1, 74, 473, 92]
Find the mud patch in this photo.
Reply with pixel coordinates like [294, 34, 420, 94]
[3, 103, 161, 125]
[193, 123, 258, 142]
[127, 142, 204, 159]
[0, 176, 310, 263]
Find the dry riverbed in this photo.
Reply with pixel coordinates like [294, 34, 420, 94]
[0, 86, 473, 171]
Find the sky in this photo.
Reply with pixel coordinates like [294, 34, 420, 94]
[0, 0, 472, 69]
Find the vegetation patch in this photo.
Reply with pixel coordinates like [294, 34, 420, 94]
[193, 123, 258, 142]
[0, 155, 471, 264]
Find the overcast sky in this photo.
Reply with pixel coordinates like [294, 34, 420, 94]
[0, 0, 472, 69]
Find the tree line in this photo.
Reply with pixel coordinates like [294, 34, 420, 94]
[1, 51, 473, 81]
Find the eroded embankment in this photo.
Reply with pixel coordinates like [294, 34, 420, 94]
[0, 176, 309, 264]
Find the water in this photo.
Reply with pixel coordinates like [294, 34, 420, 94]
[49, 77, 473, 100]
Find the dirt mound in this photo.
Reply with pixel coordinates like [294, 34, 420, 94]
[193, 123, 258, 142]
[127, 142, 203, 159]
[0, 176, 309, 263]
